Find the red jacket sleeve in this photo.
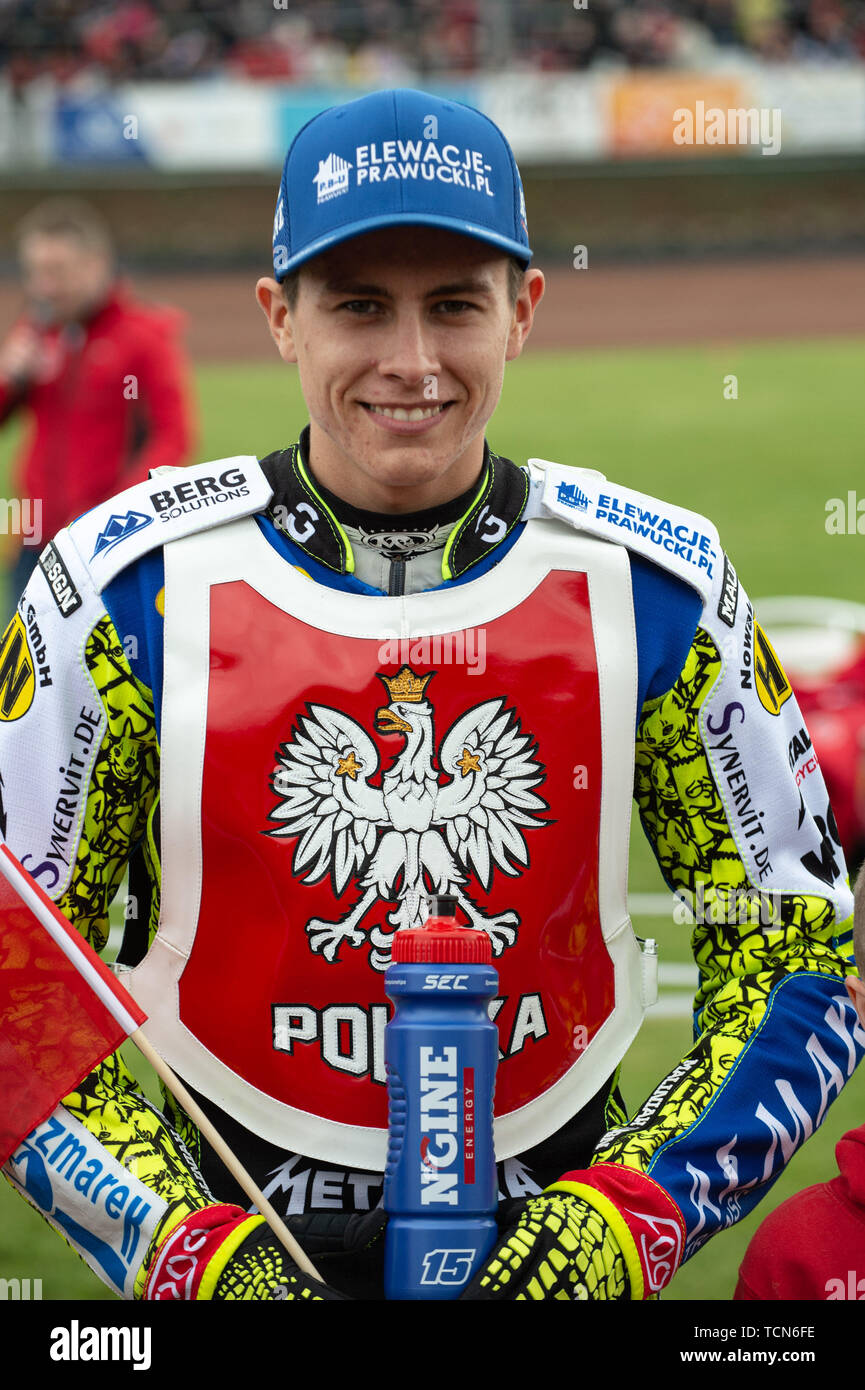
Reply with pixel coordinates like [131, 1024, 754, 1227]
[0, 316, 30, 426]
[0, 376, 25, 426]
[129, 310, 198, 475]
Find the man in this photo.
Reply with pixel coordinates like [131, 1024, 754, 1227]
[0, 88, 860, 1302]
[0, 198, 196, 600]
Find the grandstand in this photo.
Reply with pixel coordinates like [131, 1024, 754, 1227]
[0, 0, 863, 88]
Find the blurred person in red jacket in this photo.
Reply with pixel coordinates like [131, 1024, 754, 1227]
[734, 861, 865, 1300]
[0, 198, 197, 600]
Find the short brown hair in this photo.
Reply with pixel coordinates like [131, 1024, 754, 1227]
[279, 252, 526, 312]
[15, 198, 113, 258]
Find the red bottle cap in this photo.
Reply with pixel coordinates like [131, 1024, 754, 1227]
[391, 895, 492, 964]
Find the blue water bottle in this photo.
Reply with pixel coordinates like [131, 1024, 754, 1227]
[383, 895, 499, 1300]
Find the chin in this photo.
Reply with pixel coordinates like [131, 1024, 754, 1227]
[372, 450, 452, 481]
[366, 466, 441, 494]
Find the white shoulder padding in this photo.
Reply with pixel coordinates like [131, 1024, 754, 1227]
[524, 458, 721, 605]
[66, 457, 273, 593]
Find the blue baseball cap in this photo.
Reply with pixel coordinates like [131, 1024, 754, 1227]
[271, 87, 531, 280]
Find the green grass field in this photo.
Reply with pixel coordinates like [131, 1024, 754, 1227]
[1, 334, 864, 1301]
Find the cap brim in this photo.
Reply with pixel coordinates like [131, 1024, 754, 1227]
[275, 212, 532, 279]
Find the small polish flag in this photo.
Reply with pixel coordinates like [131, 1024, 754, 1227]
[0, 840, 146, 1166]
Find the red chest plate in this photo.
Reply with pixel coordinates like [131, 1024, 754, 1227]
[178, 570, 613, 1130]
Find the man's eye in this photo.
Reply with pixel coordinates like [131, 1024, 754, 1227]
[339, 300, 380, 315]
[435, 300, 475, 314]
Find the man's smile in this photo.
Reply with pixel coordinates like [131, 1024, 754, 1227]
[359, 400, 453, 433]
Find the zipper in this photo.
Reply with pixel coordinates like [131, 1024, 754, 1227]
[388, 558, 406, 596]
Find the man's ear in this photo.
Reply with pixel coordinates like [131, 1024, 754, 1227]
[505, 268, 545, 363]
[255, 277, 298, 364]
[845, 974, 865, 1031]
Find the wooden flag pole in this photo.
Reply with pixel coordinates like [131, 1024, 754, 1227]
[131, 1028, 324, 1285]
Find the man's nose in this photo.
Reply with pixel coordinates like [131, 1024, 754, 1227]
[375, 311, 441, 382]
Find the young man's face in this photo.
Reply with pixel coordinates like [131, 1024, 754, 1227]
[256, 226, 544, 513]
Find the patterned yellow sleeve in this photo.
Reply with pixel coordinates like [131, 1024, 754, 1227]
[55, 614, 160, 952]
[588, 605, 862, 1275]
[1, 597, 212, 1297]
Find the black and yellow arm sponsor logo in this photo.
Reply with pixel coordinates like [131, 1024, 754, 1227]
[0, 614, 35, 721]
[753, 621, 792, 716]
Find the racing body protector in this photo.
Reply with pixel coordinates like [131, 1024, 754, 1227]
[1, 441, 861, 1300]
[127, 481, 651, 1169]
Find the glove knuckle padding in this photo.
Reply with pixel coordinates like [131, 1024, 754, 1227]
[213, 1225, 349, 1301]
[463, 1193, 628, 1301]
[213, 1228, 290, 1300]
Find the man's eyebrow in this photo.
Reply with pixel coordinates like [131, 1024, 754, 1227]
[319, 275, 496, 298]
[321, 279, 390, 297]
[426, 277, 496, 297]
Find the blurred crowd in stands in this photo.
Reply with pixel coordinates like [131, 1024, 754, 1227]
[1, 0, 863, 89]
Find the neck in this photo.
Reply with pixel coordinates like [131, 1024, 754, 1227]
[307, 459, 484, 536]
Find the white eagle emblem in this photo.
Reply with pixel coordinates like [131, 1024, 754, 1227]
[265, 666, 549, 971]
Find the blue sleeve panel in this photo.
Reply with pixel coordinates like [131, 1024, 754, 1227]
[100, 515, 703, 742]
[629, 552, 702, 709]
[101, 546, 169, 740]
[646, 970, 865, 1259]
